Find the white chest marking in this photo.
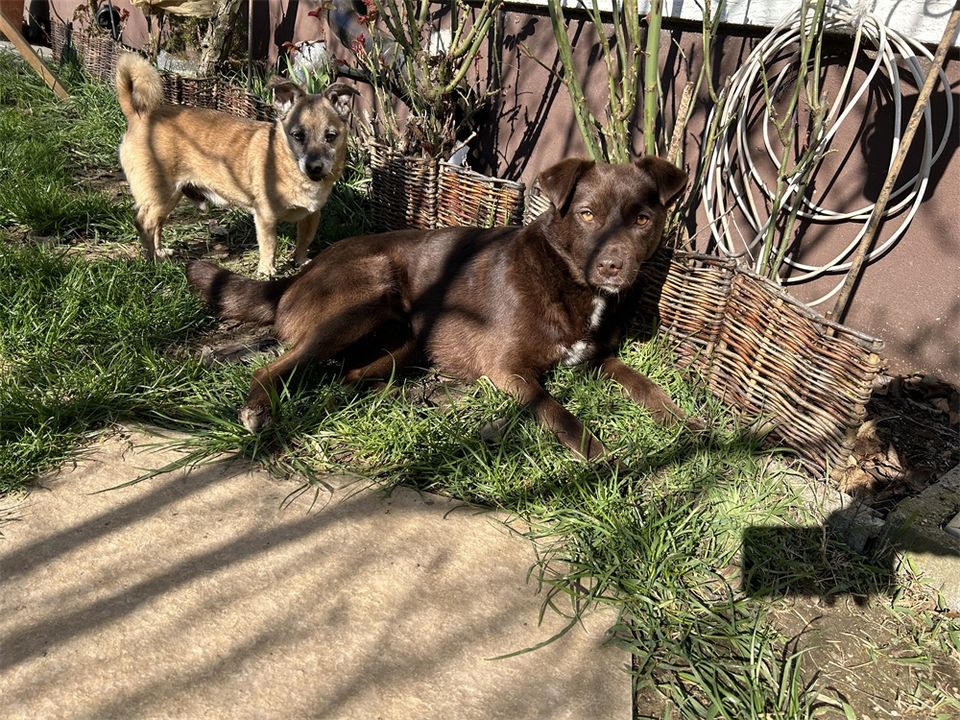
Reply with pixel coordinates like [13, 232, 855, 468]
[560, 339, 594, 367]
[558, 296, 608, 367]
[589, 296, 607, 331]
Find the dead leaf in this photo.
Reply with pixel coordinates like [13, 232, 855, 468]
[836, 464, 877, 494]
[853, 420, 883, 457]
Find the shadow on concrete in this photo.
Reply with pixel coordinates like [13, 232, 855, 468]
[0, 446, 628, 719]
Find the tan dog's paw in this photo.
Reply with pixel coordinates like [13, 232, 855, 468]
[239, 404, 272, 433]
[155, 247, 174, 260]
[255, 267, 276, 279]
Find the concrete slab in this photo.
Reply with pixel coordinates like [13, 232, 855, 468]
[0, 431, 629, 720]
[886, 464, 960, 610]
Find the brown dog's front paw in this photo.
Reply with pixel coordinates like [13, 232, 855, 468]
[239, 404, 272, 433]
[480, 416, 511, 443]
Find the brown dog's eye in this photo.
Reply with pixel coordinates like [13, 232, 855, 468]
[325, 130, 338, 143]
[579, 210, 594, 222]
[290, 128, 306, 142]
[635, 215, 650, 226]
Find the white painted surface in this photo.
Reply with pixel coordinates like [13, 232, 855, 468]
[515, 0, 960, 47]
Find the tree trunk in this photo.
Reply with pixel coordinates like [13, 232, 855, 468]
[198, 0, 243, 77]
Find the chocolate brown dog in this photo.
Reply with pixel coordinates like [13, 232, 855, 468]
[187, 157, 691, 460]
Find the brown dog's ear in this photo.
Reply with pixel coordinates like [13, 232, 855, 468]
[538, 158, 595, 215]
[269, 78, 306, 119]
[635, 157, 687, 207]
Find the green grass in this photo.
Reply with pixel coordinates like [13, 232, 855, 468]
[1, 52, 958, 719]
[0, 53, 133, 241]
[0, 244, 213, 488]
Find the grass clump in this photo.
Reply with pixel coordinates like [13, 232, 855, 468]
[0, 244, 214, 490]
[0, 53, 133, 241]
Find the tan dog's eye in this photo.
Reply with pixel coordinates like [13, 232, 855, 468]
[579, 209, 594, 222]
[635, 215, 650, 226]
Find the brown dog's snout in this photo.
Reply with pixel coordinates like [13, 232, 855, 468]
[596, 256, 623, 278]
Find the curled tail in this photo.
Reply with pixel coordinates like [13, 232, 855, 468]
[115, 53, 164, 119]
[187, 261, 296, 325]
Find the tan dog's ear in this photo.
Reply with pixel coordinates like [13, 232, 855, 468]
[269, 78, 306, 119]
[323, 82, 360, 121]
[538, 158, 595, 215]
[635, 157, 687, 207]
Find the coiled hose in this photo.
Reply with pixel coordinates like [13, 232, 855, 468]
[701, 2, 954, 305]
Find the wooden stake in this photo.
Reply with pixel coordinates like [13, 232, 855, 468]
[0, 15, 70, 101]
[828, 0, 960, 325]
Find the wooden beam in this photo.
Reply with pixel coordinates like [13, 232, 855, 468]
[0, 15, 70, 101]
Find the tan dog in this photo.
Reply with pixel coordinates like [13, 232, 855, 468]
[115, 53, 357, 276]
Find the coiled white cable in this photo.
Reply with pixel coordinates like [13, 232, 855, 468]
[701, 3, 954, 306]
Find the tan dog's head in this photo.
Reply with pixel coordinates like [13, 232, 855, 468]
[269, 78, 359, 182]
[538, 158, 687, 294]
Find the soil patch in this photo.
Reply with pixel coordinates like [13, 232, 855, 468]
[839, 374, 960, 516]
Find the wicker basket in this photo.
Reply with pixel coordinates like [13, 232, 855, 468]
[523, 180, 551, 224]
[73, 26, 120, 83]
[436, 163, 525, 228]
[50, 21, 274, 122]
[50, 19, 73, 63]
[217, 82, 274, 121]
[368, 143, 438, 231]
[636, 250, 884, 477]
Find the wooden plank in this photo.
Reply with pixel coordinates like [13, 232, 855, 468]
[0, 15, 70, 101]
[514, 0, 960, 48]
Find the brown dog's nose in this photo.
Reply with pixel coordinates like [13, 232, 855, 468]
[597, 257, 623, 278]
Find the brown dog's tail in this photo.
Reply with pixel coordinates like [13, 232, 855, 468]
[186, 261, 295, 325]
[116, 53, 164, 119]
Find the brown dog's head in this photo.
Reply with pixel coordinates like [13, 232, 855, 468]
[270, 78, 359, 182]
[538, 158, 687, 294]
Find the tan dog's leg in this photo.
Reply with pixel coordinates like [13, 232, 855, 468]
[126, 170, 179, 261]
[134, 198, 178, 261]
[253, 212, 278, 277]
[293, 211, 322, 266]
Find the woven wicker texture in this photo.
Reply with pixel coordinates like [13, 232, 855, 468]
[436, 163, 525, 228]
[637, 250, 883, 477]
[369, 143, 438, 231]
[523, 181, 551, 225]
[50, 20, 72, 62]
[74, 28, 120, 83]
[636, 251, 737, 372]
[52, 21, 274, 121]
